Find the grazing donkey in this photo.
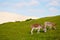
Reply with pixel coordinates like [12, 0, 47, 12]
[31, 24, 46, 35]
[44, 22, 56, 32]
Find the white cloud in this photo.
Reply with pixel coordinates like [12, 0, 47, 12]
[0, 2, 13, 6]
[40, 0, 60, 3]
[28, 9, 45, 13]
[46, 0, 60, 7]
[0, 12, 38, 24]
[15, 2, 27, 8]
[0, 0, 39, 9]
[28, 0, 39, 6]
[39, 0, 50, 2]
[13, 0, 39, 8]
[49, 7, 59, 13]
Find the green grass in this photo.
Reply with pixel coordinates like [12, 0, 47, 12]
[0, 15, 60, 40]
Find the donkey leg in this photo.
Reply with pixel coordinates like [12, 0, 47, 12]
[44, 26, 46, 32]
[31, 28, 34, 35]
[43, 28, 46, 32]
[37, 28, 40, 34]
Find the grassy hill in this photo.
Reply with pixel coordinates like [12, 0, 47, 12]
[0, 15, 60, 40]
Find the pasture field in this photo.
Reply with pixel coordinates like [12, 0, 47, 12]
[0, 15, 60, 40]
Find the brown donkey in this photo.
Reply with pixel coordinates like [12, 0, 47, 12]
[30, 24, 46, 35]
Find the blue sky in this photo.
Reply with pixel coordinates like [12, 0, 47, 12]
[0, 0, 60, 18]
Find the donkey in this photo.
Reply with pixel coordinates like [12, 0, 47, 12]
[44, 22, 56, 32]
[30, 24, 46, 35]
